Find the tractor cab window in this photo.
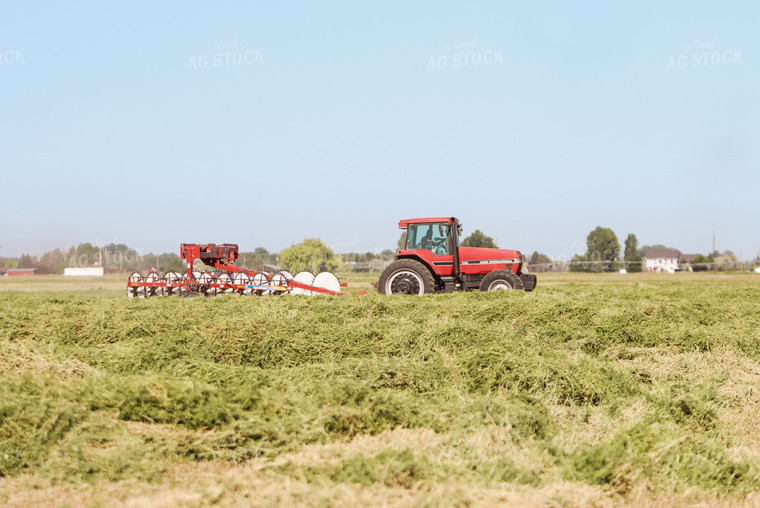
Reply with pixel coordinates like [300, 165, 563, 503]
[407, 223, 451, 256]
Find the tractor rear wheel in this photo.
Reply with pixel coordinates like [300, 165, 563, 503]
[479, 270, 524, 291]
[378, 259, 435, 295]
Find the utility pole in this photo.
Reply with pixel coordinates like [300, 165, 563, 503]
[712, 230, 716, 255]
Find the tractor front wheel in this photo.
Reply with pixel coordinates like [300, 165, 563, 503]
[378, 259, 435, 295]
[479, 270, 524, 291]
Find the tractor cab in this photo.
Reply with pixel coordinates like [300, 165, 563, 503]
[403, 221, 454, 256]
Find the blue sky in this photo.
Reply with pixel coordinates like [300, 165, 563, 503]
[1, 1, 758, 260]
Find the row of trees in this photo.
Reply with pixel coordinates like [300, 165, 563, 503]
[4, 229, 754, 275]
[1, 228, 503, 276]
[341, 250, 396, 263]
[0, 226, 553, 275]
[238, 248, 278, 268]
[567, 227, 701, 273]
[4, 243, 187, 274]
[567, 227, 750, 272]
[2, 240, 347, 275]
[3, 244, 283, 275]
[688, 251, 744, 271]
[454, 228, 629, 273]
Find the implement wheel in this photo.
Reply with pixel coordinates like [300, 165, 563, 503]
[378, 259, 434, 295]
[479, 270, 524, 291]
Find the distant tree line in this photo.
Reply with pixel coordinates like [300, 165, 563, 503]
[461, 230, 498, 249]
[341, 250, 396, 263]
[3, 233, 755, 275]
[2, 243, 283, 275]
[565, 228, 752, 273]
[688, 251, 747, 271]
[0, 239, 394, 275]
[520, 227, 757, 273]
[238, 248, 279, 269]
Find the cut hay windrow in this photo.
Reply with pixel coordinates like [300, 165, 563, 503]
[1, 275, 760, 504]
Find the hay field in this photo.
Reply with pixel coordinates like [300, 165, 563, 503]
[1, 273, 759, 506]
[0, 274, 126, 296]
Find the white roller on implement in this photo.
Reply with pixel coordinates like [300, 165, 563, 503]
[312, 272, 341, 294]
[128, 272, 143, 298]
[291, 271, 315, 295]
[270, 271, 292, 295]
[164, 271, 183, 295]
[271, 271, 293, 286]
[233, 272, 251, 295]
[145, 272, 162, 297]
[200, 272, 216, 295]
[216, 273, 234, 293]
[251, 272, 272, 295]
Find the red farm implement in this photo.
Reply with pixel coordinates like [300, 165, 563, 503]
[127, 243, 346, 298]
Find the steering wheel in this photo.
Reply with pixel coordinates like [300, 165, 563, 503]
[432, 238, 447, 255]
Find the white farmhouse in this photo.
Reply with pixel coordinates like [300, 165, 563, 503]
[645, 249, 681, 273]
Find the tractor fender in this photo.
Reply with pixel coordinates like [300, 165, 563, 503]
[395, 254, 438, 278]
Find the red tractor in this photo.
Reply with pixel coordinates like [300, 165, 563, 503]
[378, 217, 536, 295]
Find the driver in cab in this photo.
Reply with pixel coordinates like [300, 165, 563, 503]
[421, 226, 434, 250]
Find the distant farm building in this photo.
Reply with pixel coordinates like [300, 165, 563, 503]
[4, 268, 36, 276]
[645, 249, 681, 273]
[63, 267, 105, 277]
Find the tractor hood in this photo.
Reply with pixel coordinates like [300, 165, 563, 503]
[457, 246, 524, 274]
[458, 247, 522, 264]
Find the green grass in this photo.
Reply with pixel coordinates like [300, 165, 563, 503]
[1, 274, 759, 505]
